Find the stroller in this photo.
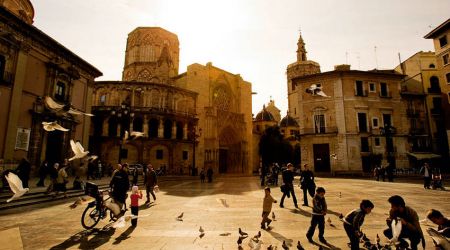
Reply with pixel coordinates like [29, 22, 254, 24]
[432, 173, 445, 190]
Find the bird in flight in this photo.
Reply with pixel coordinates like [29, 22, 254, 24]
[305, 84, 330, 97]
[5, 171, 29, 202]
[44, 96, 94, 116]
[69, 139, 89, 161]
[42, 121, 69, 132]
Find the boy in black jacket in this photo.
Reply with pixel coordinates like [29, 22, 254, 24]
[343, 199, 374, 250]
[306, 187, 327, 243]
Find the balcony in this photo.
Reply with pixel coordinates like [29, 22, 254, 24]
[300, 126, 338, 135]
[427, 87, 441, 94]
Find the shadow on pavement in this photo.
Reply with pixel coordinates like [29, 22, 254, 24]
[266, 229, 294, 247]
[311, 240, 342, 250]
[50, 227, 116, 250]
[290, 208, 311, 217]
[112, 226, 135, 245]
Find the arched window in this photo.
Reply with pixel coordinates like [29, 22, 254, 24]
[163, 119, 172, 139]
[430, 76, 440, 91]
[108, 117, 118, 137]
[176, 121, 184, 140]
[148, 118, 159, 138]
[133, 117, 143, 132]
[429, 63, 436, 68]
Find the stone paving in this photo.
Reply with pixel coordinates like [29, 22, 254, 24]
[0, 176, 448, 250]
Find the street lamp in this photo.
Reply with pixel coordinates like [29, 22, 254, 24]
[191, 127, 202, 175]
[380, 124, 396, 167]
[112, 103, 134, 164]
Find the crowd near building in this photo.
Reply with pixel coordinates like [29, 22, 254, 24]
[0, 0, 449, 175]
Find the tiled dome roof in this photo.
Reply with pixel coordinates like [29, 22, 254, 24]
[255, 106, 275, 122]
[280, 115, 299, 127]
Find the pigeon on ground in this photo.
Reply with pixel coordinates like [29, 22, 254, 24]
[239, 228, 248, 237]
[250, 239, 262, 250]
[219, 198, 229, 207]
[339, 213, 344, 219]
[296, 240, 304, 250]
[5, 172, 29, 202]
[272, 212, 276, 221]
[282, 240, 289, 250]
[69, 139, 89, 161]
[42, 121, 69, 132]
[327, 217, 335, 227]
[176, 212, 184, 221]
[237, 235, 246, 245]
[267, 245, 274, 250]
[44, 96, 93, 116]
[199, 232, 205, 238]
[305, 84, 330, 97]
[69, 196, 94, 209]
[253, 231, 261, 240]
[199, 226, 204, 233]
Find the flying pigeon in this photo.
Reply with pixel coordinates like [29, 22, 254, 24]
[390, 218, 402, 244]
[272, 212, 276, 221]
[297, 240, 304, 250]
[330, 154, 337, 160]
[69, 139, 89, 161]
[176, 212, 184, 221]
[42, 121, 69, 132]
[305, 84, 330, 97]
[69, 196, 94, 209]
[5, 172, 29, 202]
[85, 155, 98, 162]
[239, 228, 248, 237]
[124, 131, 144, 141]
[282, 240, 289, 250]
[44, 96, 94, 116]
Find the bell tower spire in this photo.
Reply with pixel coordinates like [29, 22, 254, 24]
[296, 30, 307, 62]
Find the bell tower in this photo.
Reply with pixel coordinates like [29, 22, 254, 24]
[296, 33, 307, 62]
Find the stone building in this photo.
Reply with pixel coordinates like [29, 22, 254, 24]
[0, 1, 102, 168]
[287, 34, 409, 173]
[394, 51, 446, 166]
[91, 27, 253, 175]
[424, 18, 450, 160]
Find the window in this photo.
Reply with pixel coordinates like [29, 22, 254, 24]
[369, 82, 376, 92]
[372, 117, 379, 128]
[429, 64, 436, 68]
[374, 137, 381, 146]
[439, 35, 448, 48]
[100, 94, 106, 105]
[355, 80, 364, 96]
[314, 114, 325, 133]
[361, 137, 369, 152]
[446, 73, 450, 84]
[291, 82, 296, 91]
[382, 114, 392, 127]
[183, 151, 188, 160]
[444, 54, 449, 65]
[380, 82, 388, 97]
[357, 113, 368, 132]
[156, 149, 163, 159]
[55, 82, 66, 101]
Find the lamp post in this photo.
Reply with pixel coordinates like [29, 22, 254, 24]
[112, 103, 133, 164]
[191, 127, 202, 175]
[380, 124, 396, 167]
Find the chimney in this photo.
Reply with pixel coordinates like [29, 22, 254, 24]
[334, 64, 351, 71]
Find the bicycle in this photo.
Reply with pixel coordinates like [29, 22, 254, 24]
[81, 182, 120, 229]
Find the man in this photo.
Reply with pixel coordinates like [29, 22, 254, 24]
[426, 209, 450, 249]
[383, 195, 424, 250]
[300, 164, 315, 206]
[110, 163, 130, 212]
[280, 163, 298, 208]
[420, 162, 432, 189]
[144, 164, 158, 204]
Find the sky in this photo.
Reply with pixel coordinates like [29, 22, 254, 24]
[32, 0, 450, 116]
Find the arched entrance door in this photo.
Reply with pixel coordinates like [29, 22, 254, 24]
[46, 130, 64, 166]
[218, 126, 242, 174]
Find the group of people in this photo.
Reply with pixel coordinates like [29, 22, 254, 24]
[373, 162, 395, 182]
[264, 162, 449, 250]
[420, 162, 445, 190]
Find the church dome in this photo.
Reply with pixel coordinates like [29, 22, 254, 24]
[280, 115, 299, 127]
[1, 0, 34, 24]
[255, 107, 275, 122]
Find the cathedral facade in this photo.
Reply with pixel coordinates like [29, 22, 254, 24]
[91, 27, 253, 175]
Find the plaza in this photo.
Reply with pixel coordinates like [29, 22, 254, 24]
[0, 176, 448, 249]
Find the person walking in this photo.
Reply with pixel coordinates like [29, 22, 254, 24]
[130, 185, 143, 227]
[306, 187, 327, 244]
[46, 163, 59, 194]
[420, 162, 432, 189]
[343, 200, 374, 250]
[207, 167, 213, 183]
[261, 187, 277, 229]
[279, 163, 298, 209]
[110, 163, 130, 212]
[383, 195, 424, 250]
[53, 163, 68, 198]
[200, 168, 206, 183]
[144, 164, 157, 205]
[36, 160, 49, 187]
[300, 164, 315, 206]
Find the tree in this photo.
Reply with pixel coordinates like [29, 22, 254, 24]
[258, 125, 294, 168]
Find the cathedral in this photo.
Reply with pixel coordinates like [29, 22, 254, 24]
[90, 27, 253, 175]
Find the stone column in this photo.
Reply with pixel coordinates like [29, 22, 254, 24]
[158, 118, 164, 138]
[4, 47, 29, 160]
[183, 123, 188, 140]
[172, 122, 177, 139]
[143, 115, 149, 137]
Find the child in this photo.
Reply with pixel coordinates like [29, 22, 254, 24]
[261, 187, 277, 229]
[343, 200, 374, 250]
[130, 185, 143, 226]
[306, 187, 327, 244]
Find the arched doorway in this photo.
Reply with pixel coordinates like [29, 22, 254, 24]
[46, 130, 64, 166]
[218, 126, 242, 174]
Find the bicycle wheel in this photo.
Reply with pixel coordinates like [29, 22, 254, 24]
[109, 210, 118, 222]
[81, 205, 101, 229]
